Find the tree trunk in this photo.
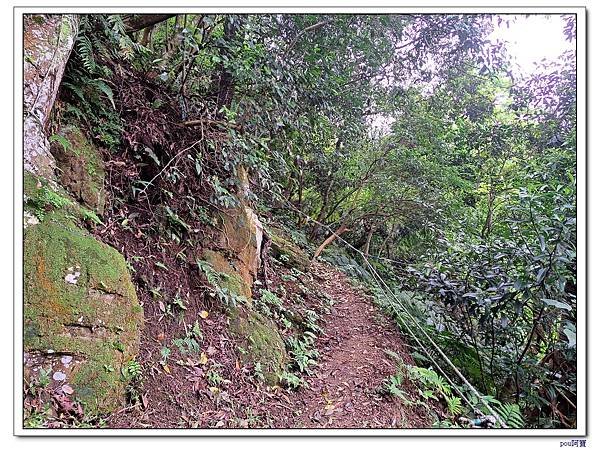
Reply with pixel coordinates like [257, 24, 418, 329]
[24, 14, 79, 179]
[215, 17, 238, 111]
[377, 224, 396, 258]
[313, 223, 349, 260]
[363, 225, 375, 257]
[481, 189, 495, 239]
[310, 179, 334, 239]
[296, 168, 304, 226]
[140, 25, 153, 46]
[123, 14, 176, 34]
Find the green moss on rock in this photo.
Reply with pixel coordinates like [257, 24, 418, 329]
[24, 171, 103, 227]
[213, 204, 262, 296]
[202, 249, 251, 298]
[229, 307, 287, 385]
[268, 226, 311, 271]
[50, 126, 106, 215]
[24, 215, 142, 414]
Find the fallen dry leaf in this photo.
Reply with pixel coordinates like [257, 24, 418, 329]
[199, 352, 208, 365]
[199, 310, 209, 319]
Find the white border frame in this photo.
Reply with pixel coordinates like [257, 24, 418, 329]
[13, 4, 587, 437]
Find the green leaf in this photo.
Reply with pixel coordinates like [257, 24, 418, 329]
[49, 134, 70, 152]
[541, 298, 572, 311]
[563, 326, 576, 348]
[91, 79, 115, 109]
[497, 403, 525, 428]
[536, 267, 548, 284]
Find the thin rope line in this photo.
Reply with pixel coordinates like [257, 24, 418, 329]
[361, 262, 479, 415]
[273, 192, 508, 428]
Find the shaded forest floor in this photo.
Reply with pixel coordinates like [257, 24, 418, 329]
[107, 261, 433, 429]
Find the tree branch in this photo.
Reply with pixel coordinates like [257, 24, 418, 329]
[283, 20, 332, 59]
[180, 118, 241, 130]
[123, 14, 176, 34]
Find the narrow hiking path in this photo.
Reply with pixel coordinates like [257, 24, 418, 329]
[107, 260, 432, 429]
[284, 262, 431, 428]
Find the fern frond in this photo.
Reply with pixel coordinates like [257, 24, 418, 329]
[64, 104, 85, 121]
[496, 403, 525, 428]
[77, 35, 96, 73]
[107, 14, 127, 35]
[446, 395, 463, 416]
[48, 134, 70, 152]
[89, 79, 116, 109]
[119, 36, 135, 61]
[62, 82, 86, 103]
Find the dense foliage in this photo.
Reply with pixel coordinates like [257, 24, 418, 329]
[61, 13, 577, 428]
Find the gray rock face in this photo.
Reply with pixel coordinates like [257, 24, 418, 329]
[23, 14, 78, 179]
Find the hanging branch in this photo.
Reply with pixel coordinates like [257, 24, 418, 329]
[180, 118, 242, 131]
[282, 19, 332, 59]
[123, 14, 176, 34]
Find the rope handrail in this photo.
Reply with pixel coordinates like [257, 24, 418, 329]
[273, 192, 508, 428]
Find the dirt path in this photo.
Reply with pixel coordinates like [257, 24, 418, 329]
[284, 263, 431, 428]
[106, 261, 431, 429]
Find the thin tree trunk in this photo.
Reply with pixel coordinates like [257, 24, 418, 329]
[164, 19, 169, 53]
[296, 168, 304, 226]
[140, 25, 152, 46]
[363, 225, 375, 257]
[481, 188, 495, 239]
[215, 17, 237, 110]
[313, 223, 349, 260]
[310, 179, 334, 239]
[377, 224, 395, 259]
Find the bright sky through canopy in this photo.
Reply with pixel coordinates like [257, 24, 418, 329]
[489, 14, 573, 77]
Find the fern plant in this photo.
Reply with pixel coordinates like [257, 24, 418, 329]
[122, 360, 142, 379]
[197, 259, 247, 307]
[60, 15, 124, 151]
[286, 331, 319, 374]
[496, 403, 525, 428]
[446, 395, 463, 416]
[77, 35, 96, 73]
[407, 365, 466, 417]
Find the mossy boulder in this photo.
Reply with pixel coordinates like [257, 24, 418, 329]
[24, 214, 143, 415]
[50, 126, 106, 215]
[267, 226, 311, 271]
[229, 307, 287, 385]
[23, 171, 102, 228]
[202, 249, 251, 298]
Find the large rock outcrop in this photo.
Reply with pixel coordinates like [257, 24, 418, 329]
[22, 14, 143, 416]
[24, 209, 143, 414]
[201, 167, 287, 384]
[204, 167, 264, 299]
[24, 14, 78, 180]
[49, 125, 107, 215]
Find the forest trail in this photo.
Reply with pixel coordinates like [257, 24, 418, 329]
[21, 13, 577, 432]
[285, 262, 430, 428]
[106, 261, 430, 429]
